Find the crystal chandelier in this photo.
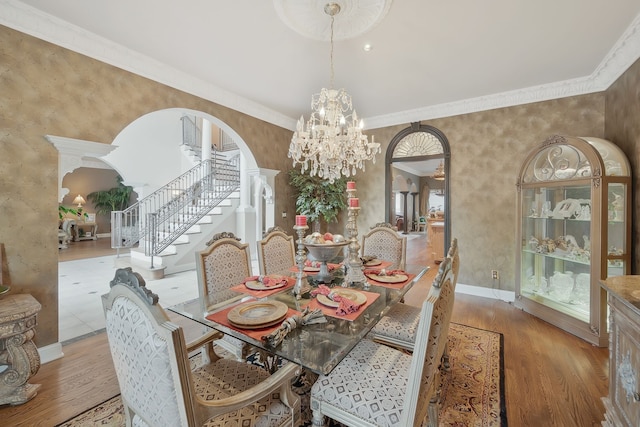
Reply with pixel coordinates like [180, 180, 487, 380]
[433, 161, 445, 180]
[288, 3, 380, 183]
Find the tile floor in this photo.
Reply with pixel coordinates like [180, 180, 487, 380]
[58, 256, 200, 344]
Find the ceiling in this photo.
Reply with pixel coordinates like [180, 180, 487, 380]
[3, 0, 640, 136]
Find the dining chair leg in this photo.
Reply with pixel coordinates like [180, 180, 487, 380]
[311, 407, 326, 427]
[442, 342, 451, 371]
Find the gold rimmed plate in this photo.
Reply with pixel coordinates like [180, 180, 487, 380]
[366, 273, 409, 284]
[227, 300, 288, 329]
[244, 275, 289, 291]
[364, 259, 382, 267]
[317, 289, 367, 308]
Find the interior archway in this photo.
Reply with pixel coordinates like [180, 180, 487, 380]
[385, 122, 451, 257]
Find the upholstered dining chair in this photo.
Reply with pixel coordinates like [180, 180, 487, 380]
[360, 222, 407, 270]
[310, 256, 456, 427]
[195, 231, 252, 360]
[367, 238, 459, 357]
[102, 267, 301, 427]
[257, 226, 296, 276]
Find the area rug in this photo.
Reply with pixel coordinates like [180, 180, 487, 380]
[57, 323, 506, 426]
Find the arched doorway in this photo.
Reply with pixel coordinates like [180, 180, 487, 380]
[385, 122, 451, 258]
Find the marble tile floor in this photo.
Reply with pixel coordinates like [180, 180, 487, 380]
[58, 256, 201, 344]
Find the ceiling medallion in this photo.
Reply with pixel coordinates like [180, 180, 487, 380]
[273, 0, 393, 41]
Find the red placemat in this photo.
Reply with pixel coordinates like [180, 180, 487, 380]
[205, 304, 301, 341]
[230, 276, 295, 298]
[304, 288, 380, 321]
[364, 272, 416, 289]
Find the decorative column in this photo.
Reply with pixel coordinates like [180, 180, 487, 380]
[0, 294, 42, 405]
[411, 191, 419, 231]
[293, 215, 310, 299]
[345, 182, 367, 286]
[401, 190, 409, 234]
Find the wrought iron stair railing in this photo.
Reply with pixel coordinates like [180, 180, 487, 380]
[111, 154, 240, 265]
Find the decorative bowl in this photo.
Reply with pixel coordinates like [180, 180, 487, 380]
[303, 241, 348, 283]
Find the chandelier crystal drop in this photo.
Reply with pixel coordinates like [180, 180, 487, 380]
[288, 2, 380, 183]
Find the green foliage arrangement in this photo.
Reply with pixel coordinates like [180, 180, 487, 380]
[288, 168, 347, 227]
[86, 175, 134, 216]
[58, 205, 87, 220]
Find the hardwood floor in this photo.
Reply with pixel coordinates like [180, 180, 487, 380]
[1, 233, 608, 426]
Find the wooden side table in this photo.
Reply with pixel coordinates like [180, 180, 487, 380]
[0, 294, 42, 405]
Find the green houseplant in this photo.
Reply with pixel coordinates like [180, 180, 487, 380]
[86, 175, 134, 217]
[288, 168, 347, 231]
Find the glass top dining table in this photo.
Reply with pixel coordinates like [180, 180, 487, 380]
[168, 264, 429, 375]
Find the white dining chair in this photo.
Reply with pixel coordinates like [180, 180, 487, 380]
[257, 226, 296, 275]
[310, 256, 456, 427]
[102, 267, 301, 427]
[195, 231, 252, 360]
[360, 222, 407, 270]
[367, 238, 459, 357]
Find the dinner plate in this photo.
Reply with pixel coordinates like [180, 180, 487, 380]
[244, 275, 289, 290]
[227, 300, 288, 329]
[317, 289, 367, 308]
[364, 259, 382, 266]
[303, 266, 321, 272]
[366, 273, 409, 284]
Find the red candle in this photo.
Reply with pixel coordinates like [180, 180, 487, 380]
[295, 215, 307, 226]
[349, 198, 359, 208]
[347, 181, 356, 190]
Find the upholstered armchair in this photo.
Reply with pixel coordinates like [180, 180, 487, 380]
[102, 267, 301, 427]
[310, 256, 457, 427]
[257, 226, 295, 276]
[360, 222, 407, 270]
[195, 232, 253, 360]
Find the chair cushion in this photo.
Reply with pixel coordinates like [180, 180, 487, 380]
[193, 358, 294, 427]
[370, 303, 420, 345]
[311, 339, 412, 425]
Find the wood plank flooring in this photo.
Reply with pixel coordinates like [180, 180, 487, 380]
[2, 232, 609, 426]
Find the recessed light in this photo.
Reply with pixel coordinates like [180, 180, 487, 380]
[363, 44, 373, 52]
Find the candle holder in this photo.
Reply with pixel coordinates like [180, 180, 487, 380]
[293, 224, 310, 299]
[345, 190, 367, 287]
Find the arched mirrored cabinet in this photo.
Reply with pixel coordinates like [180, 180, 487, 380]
[385, 122, 451, 262]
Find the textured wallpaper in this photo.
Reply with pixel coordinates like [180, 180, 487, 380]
[605, 57, 640, 273]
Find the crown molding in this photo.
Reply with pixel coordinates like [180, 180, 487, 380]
[366, 13, 640, 130]
[0, 0, 298, 131]
[2, 1, 639, 132]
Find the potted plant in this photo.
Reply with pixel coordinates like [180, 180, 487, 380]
[288, 169, 347, 232]
[86, 175, 134, 217]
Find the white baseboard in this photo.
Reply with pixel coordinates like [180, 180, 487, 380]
[38, 342, 64, 364]
[456, 282, 515, 303]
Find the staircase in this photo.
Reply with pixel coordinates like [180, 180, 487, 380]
[111, 153, 241, 279]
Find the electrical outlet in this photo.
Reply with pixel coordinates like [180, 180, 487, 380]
[491, 270, 499, 280]
[282, 212, 287, 218]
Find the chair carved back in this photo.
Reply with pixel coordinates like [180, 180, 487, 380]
[257, 227, 295, 276]
[447, 237, 460, 287]
[196, 232, 252, 308]
[102, 267, 196, 426]
[361, 223, 407, 270]
[401, 257, 456, 425]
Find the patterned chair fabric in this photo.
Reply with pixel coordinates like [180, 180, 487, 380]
[195, 232, 253, 360]
[310, 257, 456, 427]
[257, 227, 295, 276]
[360, 223, 407, 270]
[368, 238, 459, 355]
[102, 267, 301, 427]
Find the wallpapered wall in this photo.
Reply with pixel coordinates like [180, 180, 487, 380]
[604, 57, 640, 272]
[0, 25, 296, 347]
[1, 22, 638, 349]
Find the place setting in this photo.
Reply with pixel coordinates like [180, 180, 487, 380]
[360, 255, 393, 270]
[306, 284, 379, 320]
[364, 268, 414, 288]
[230, 274, 295, 298]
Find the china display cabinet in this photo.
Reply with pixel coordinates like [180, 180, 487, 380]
[516, 135, 631, 347]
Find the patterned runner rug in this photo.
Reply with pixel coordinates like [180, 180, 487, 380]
[57, 323, 506, 426]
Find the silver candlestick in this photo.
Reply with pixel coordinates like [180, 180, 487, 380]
[293, 224, 310, 298]
[345, 191, 366, 287]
